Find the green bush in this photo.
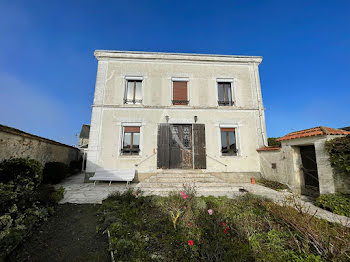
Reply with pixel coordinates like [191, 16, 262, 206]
[0, 158, 63, 258]
[316, 193, 350, 217]
[0, 158, 42, 187]
[69, 159, 82, 174]
[268, 137, 281, 147]
[325, 135, 350, 175]
[43, 162, 69, 184]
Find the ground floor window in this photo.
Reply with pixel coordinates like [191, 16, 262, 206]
[220, 128, 237, 156]
[122, 126, 140, 155]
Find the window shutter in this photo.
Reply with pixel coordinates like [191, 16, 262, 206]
[173, 81, 188, 103]
[193, 124, 206, 169]
[124, 126, 140, 133]
[220, 128, 235, 132]
[157, 124, 170, 169]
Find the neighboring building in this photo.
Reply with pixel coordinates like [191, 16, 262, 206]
[79, 124, 90, 148]
[86, 50, 267, 182]
[258, 126, 350, 195]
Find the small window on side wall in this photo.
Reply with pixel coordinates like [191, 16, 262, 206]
[220, 128, 237, 156]
[218, 82, 233, 106]
[172, 81, 188, 105]
[122, 126, 140, 155]
[124, 80, 142, 104]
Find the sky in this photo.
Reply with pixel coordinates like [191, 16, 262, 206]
[0, 0, 349, 146]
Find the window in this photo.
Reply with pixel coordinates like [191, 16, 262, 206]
[218, 82, 233, 106]
[121, 126, 140, 155]
[220, 128, 237, 156]
[172, 81, 188, 105]
[124, 80, 142, 104]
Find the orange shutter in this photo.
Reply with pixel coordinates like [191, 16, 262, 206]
[173, 81, 188, 102]
[220, 128, 235, 132]
[124, 126, 140, 133]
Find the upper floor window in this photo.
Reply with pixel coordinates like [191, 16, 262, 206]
[218, 82, 233, 106]
[121, 126, 140, 155]
[220, 127, 237, 156]
[172, 81, 188, 105]
[124, 80, 142, 104]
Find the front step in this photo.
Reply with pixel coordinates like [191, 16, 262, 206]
[136, 172, 243, 197]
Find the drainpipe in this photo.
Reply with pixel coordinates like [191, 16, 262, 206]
[253, 62, 267, 147]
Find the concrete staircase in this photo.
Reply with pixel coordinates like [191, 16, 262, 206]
[135, 170, 244, 197]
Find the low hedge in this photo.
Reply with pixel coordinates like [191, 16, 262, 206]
[316, 193, 350, 217]
[43, 162, 69, 184]
[0, 158, 63, 259]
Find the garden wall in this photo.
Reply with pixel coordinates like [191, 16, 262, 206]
[0, 124, 81, 165]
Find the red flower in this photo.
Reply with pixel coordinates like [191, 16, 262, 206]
[222, 222, 227, 227]
[224, 226, 229, 234]
[189, 222, 193, 226]
[188, 240, 194, 246]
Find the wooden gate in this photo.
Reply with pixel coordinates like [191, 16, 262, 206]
[157, 124, 206, 169]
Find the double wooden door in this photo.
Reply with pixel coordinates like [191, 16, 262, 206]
[170, 125, 192, 169]
[157, 124, 206, 169]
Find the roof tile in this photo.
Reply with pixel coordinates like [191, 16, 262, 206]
[277, 126, 350, 141]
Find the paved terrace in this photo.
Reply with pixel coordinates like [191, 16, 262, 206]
[57, 172, 350, 227]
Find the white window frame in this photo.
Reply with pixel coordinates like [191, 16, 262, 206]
[218, 124, 241, 157]
[216, 78, 236, 107]
[170, 77, 191, 106]
[119, 122, 143, 158]
[124, 76, 144, 105]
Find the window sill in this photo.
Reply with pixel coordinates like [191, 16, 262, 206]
[118, 155, 142, 159]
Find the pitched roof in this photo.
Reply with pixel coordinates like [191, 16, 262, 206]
[277, 126, 350, 141]
[79, 124, 90, 139]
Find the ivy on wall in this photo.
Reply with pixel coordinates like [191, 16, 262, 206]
[325, 135, 350, 175]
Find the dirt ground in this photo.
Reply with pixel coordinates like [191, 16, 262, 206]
[8, 204, 110, 262]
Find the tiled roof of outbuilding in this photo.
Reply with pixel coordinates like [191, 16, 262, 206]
[277, 126, 350, 141]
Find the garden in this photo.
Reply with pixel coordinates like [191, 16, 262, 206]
[99, 187, 350, 262]
[0, 158, 79, 260]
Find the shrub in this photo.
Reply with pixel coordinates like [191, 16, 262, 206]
[0, 158, 63, 258]
[0, 158, 42, 187]
[69, 159, 82, 174]
[268, 137, 281, 147]
[325, 135, 350, 175]
[316, 193, 350, 217]
[43, 162, 69, 184]
[258, 178, 289, 191]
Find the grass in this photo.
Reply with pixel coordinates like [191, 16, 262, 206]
[98, 188, 350, 261]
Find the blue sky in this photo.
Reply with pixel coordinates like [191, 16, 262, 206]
[1, 0, 349, 145]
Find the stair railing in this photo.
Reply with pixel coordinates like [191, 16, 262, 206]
[134, 152, 156, 167]
[206, 154, 227, 172]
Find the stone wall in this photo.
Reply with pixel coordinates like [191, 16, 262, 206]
[0, 125, 81, 166]
[258, 135, 349, 195]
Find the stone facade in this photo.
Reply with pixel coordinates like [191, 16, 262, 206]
[0, 124, 80, 166]
[258, 134, 349, 195]
[86, 51, 267, 181]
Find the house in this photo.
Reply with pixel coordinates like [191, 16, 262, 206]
[79, 124, 90, 148]
[258, 126, 350, 196]
[85, 50, 267, 183]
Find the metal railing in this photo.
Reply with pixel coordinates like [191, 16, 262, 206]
[134, 152, 157, 167]
[121, 148, 140, 155]
[172, 100, 189, 105]
[218, 100, 234, 106]
[124, 99, 142, 104]
[206, 154, 227, 172]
